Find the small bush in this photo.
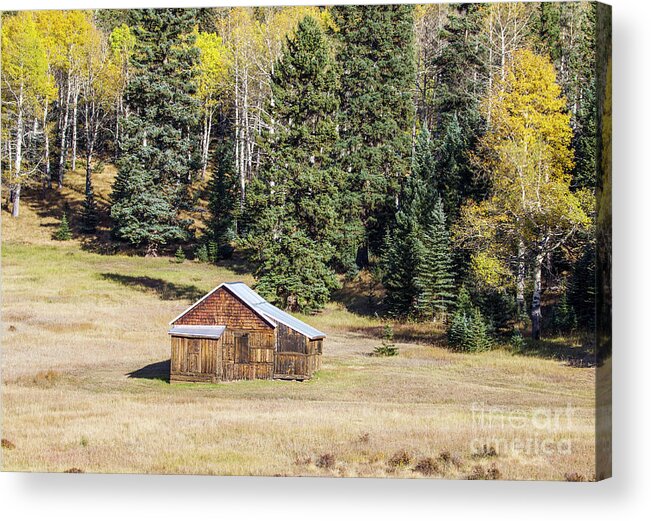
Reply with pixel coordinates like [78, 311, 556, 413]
[437, 450, 462, 468]
[207, 241, 218, 263]
[80, 436, 89, 448]
[316, 453, 336, 469]
[53, 213, 72, 241]
[447, 288, 491, 352]
[388, 449, 412, 468]
[564, 472, 586, 482]
[64, 468, 84, 473]
[174, 246, 186, 263]
[32, 369, 61, 388]
[357, 432, 370, 444]
[467, 463, 501, 480]
[374, 324, 398, 357]
[195, 244, 209, 263]
[510, 329, 525, 351]
[1, 438, 16, 450]
[472, 444, 498, 459]
[413, 457, 438, 476]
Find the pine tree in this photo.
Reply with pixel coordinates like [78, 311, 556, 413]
[242, 16, 343, 312]
[53, 213, 73, 241]
[254, 231, 339, 314]
[111, 9, 200, 255]
[332, 4, 417, 260]
[415, 196, 456, 318]
[174, 246, 185, 263]
[373, 324, 399, 357]
[431, 4, 487, 220]
[447, 287, 491, 352]
[80, 189, 99, 234]
[381, 173, 426, 318]
[195, 244, 209, 263]
[205, 140, 239, 258]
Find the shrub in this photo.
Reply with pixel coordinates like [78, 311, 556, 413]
[374, 324, 399, 357]
[510, 329, 525, 351]
[564, 472, 586, 482]
[1, 438, 16, 450]
[64, 468, 84, 473]
[413, 457, 438, 476]
[174, 246, 185, 263]
[472, 444, 498, 459]
[468, 463, 501, 480]
[447, 288, 491, 352]
[388, 449, 412, 468]
[316, 453, 336, 469]
[437, 450, 462, 468]
[550, 293, 578, 334]
[53, 213, 72, 241]
[207, 241, 218, 263]
[195, 244, 209, 263]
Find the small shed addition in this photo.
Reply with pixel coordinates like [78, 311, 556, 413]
[168, 282, 325, 383]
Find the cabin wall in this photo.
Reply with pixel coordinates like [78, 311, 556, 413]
[274, 325, 322, 379]
[170, 336, 222, 383]
[221, 328, 275, 381]
[174, 287, 273, 332]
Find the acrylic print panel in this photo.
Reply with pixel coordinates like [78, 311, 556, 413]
[0, 2, 611, 480]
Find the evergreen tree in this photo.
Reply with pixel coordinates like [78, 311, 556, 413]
[53, 212, 72, 241]
[415, 196, 456, 318]
[80, 189, 99, 234]
[111, 9, 200, 255]
[331, 4, 417, 261]
[205, 140, 239, 258]
[174, 246, 185, 263]
[254, 231, 338, 314]
[447, 287, 491, 352]
[373, 324, 399, 357]
[242, 16, 343, 312]
[431, 3, 487, 220]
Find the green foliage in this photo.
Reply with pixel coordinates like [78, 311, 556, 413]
[111, 8, 200, 255]
[374, 324, 399, 357]
[195, 244, 209, 263]
[382, 135, 455, 319]
[53, 213, 73, 241]
[331, 4, 417, 257]
[254, 231, 340, 314]
[205, 140, 239, 258]
[447, 288, 491, 352]
[174, 246, 186, 263]
[509, 329, 525, 352]
[551, 292, 578, 334]
[80, 190, 99, 234]
[243, 16, 345, 312]
[568, 244, 596, 330]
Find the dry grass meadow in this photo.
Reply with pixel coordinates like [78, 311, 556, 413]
[1, 168, 597, 480]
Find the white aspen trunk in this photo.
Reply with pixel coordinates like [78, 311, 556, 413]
[12, 87, 24, 218]
[516, 239, 526, 315]
[71, 86, 79, 170]
[42, 99, 50, 192]
[58, 69, 72, 188]
[531, 253, 544, 340]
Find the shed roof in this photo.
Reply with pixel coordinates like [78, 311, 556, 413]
[170, 282, 326, 340]
[168, 325, 226, 339]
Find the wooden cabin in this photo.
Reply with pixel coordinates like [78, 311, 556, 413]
[168, 282, 325, 383]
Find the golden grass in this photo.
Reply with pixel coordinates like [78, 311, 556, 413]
[1, 174, 598, 479]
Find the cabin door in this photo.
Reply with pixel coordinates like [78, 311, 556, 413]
[234, 334, 249, 366]
[187, 339, 201, 373]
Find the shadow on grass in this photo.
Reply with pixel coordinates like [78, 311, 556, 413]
[100, 273, 205, 301]
[515, 336, 596, 367]
[127, 360, 170, 382]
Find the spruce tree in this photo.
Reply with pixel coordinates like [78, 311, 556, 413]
[111, 9, 200, 255]
[332, 4, 417, 260]
[415, 196, 456, 318]
[242, 16, 343, 312]
[80, 188, 99, 234]
[447, 287, 491, 352]
[431, 4, 487, 219]
[53, 213, 72, 241]
[205, 140, 239, 258]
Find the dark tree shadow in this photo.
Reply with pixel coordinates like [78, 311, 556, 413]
[127, 360, 170, 382]
[100, 273, 205, 301]
[516, 337, 596, 367]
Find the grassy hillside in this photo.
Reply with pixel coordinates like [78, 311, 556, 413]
[1, 170, 597, 479]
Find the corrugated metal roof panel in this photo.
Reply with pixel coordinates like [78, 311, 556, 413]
[256, 302, 326, 340]
[168, 325, 226, 339]
[222, 282, 326, 340]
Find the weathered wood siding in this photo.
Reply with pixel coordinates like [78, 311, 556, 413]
[174, 287, 273, 331]
[273, 325, 322, 379]
[170, 336, 222, 383]
[221, 328, 275, 381]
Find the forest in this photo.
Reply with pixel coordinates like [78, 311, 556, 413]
[1, 3, 609, 347]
